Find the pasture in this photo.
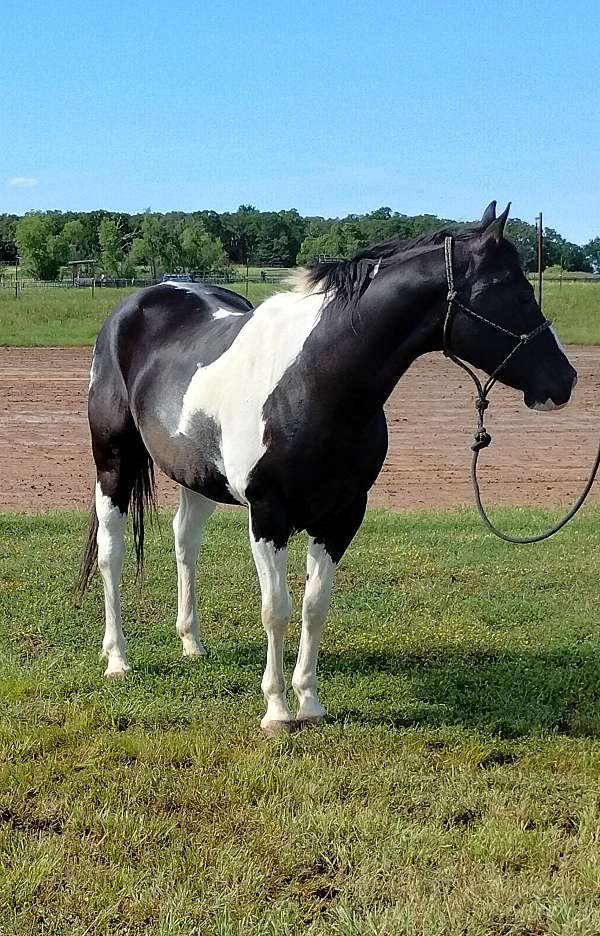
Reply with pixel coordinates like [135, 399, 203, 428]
[2, 267, 600, 934]
[2, 507, 600, 934]
[0, 279, 598, 347]
[0, 282, 278, 347]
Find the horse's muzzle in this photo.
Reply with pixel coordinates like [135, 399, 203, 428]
[524, 370, 577, 412]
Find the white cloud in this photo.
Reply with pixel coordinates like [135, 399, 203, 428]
[8, 176, 38, 188]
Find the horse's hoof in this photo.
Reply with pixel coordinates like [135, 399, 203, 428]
[261, 720, 296, 738]
[104, 662, 131, 678]
[182, 642, 207, 658]
[296, 715, 326, 729]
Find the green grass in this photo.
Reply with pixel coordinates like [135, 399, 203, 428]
[543, 280, 600, 345]
[0, 278, 598, 348]
[0, 282, 279, 346]
[2, 506, 600, 933]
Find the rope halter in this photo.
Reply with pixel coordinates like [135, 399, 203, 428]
[441, 236, 600, 544]
[442, 236, 552, 451]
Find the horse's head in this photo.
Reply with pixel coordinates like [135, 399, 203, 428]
[449, 203, 577, 410]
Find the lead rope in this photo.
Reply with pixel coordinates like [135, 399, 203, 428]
[443, 236, 600, 544]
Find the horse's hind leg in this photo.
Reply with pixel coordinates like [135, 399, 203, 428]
[173, 486, 216, 657]
[89, 377, 143, 676]
[95, 478, 129, 676]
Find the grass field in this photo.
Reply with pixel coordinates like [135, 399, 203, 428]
[0, 282, 279, 346]
[544, 281, 600, 345]
[2, 507, 600, 933]
[0, 279, 598, 347]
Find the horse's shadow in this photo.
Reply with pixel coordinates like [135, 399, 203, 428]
[317, 644, 600, 738]
[225, 639, 600, 739]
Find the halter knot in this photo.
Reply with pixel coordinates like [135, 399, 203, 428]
[471, 429, 492, 452]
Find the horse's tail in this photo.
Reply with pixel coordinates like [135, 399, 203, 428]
[77, 491, 99, 599]
[76, 438, 157, 598]
[129, 441, 157, 581]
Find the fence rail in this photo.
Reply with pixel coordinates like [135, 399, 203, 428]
[0, 270, 291, 291]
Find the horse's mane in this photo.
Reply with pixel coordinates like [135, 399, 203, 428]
[295, 225, 519, 308]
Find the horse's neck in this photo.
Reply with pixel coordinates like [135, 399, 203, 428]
[323, 252, 447, 412]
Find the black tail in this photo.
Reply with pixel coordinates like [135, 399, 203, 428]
[130, 442, 157, 581]
[76, 441, 157, 598]
[77, 492, 99, 598]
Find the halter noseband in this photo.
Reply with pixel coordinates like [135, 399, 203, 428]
[442, 236, 552, 451]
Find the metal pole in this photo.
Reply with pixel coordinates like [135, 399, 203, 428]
[559, 254, 564, 292]
[536, 212, 543, 310]
[15, 255, 19, 299]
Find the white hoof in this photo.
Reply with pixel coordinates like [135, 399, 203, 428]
[296, 699, 327, 724]
[261, 719, 296, 738]
[296, 714, 326, 729]
[181, 636, 207, 658]
[104, 660, 131, 678]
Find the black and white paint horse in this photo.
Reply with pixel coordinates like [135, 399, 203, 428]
[80, 203, 576, 735]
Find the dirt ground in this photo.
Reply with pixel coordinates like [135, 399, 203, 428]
[1, 346, 599, 512]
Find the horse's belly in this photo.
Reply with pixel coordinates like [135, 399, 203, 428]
[177, 379, 270, 506]
[138, 415, 241, 505]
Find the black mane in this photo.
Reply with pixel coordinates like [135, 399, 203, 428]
[303, 226, 519, 307]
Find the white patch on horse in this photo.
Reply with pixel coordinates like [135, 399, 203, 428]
[248, 517, 294, 731]
[212, 307, 245, 320]
[88, 348, 97, 390]
[95, 483, 130, 677]
[173, 486, 216, 657]
[292, 538, 335, 723]
[178, 291, 325, 503]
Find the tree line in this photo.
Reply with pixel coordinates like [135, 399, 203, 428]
[0, 206, 598, 280]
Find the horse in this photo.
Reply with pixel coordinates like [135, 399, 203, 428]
[79, 202, 577, 736]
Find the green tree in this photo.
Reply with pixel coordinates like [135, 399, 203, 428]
[0, 214, 18, 263]
[59, 219, 87, 261]
[130, 213, 169, 278]
[179, 222, 226, 272]
[222, 206, 260, 266]
[560, 241, 592, 273]
[98, 218, 125, 275]
[16, 212, 66, 280]
[296, 222, 366, 264]
[584, 237, 600, 273]
[505, 219, 537, 271]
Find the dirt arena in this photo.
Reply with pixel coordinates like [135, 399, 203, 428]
[1, 346, 599, 512]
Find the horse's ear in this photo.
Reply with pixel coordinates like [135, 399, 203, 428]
[480, 202, 511, 246]
[479, 201, 497, 229]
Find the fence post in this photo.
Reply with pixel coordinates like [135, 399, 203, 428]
[536, 212, 543, 310]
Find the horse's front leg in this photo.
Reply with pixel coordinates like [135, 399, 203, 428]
[293, 495, 368, 726]
[292, 538, 335, 725]
[248, 511, 293, 736]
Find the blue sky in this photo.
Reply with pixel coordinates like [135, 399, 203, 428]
[2, 0, 598, 243]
